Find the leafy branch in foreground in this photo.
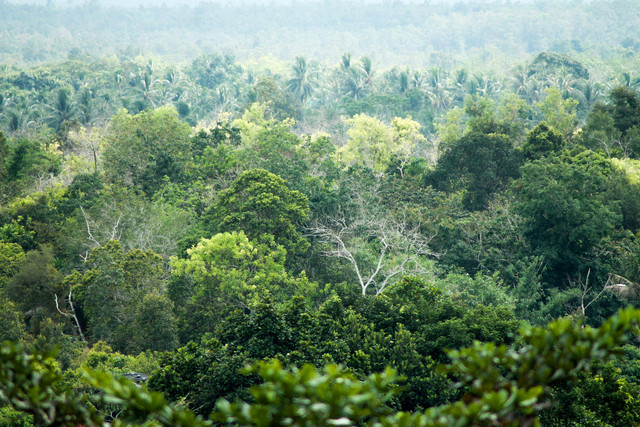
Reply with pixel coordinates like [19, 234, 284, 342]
[0, 343, 102, 426]
[82, 370, 211, 427]
[212, 361, 403, 426]
[216, 306, 640, 426]
[2, 306, 640, 426]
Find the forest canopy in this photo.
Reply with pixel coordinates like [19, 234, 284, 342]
[3, 0, 640, 425]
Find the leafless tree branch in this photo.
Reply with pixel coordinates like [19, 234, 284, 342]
[55, 288, 86, 343]
[307, 209, 439, 296]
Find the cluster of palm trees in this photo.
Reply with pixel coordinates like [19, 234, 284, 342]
[280, 52, 624, 124]
[1, 54, 639, 139]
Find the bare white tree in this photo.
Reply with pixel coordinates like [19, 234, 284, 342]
[307, 204, 439, 296]
[54, 288, 86, 343]
[77, 195, 192, 263]
[80, 206, 123, 248]
[573, 269, 608, 318]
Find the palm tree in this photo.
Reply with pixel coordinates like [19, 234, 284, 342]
[342, 68, 368, 100]
[48, 88, 77, 132]
[360, 56, 375, 87]
[453, 68, 468, 88]
[4, 108, 24, 133]
[548, 69, 582, 99]
[411, 70, 425, 89]
[426, 68, 450, 111]
[135, 71, 163, 108]
[216, 81, 241, 112]
[341, 53, 352, 71]
[470, 73, 501, 98]
[570, 81, 603, 113]
[451, 68, 469, 103]
[320, 71, 344, 105]
[510, 65, 533, 97]
[618, 72, 640, 89]
[287, 56, 315, 103]
[427, 67, 447, 91]
[76, 87, 94, 125]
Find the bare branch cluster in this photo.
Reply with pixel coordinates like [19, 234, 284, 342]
[307, 207, 438, 296]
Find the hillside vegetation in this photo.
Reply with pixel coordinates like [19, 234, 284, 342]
[3, 1, 640, 425]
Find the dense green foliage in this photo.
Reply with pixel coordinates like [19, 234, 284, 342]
[4, 1, 640, 424]
[4, 307, 640, 426]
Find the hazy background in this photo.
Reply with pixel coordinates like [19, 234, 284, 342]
[0, 0, 635, 70]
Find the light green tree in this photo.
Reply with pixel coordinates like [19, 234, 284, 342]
[171, 231, 315, 332]
[173, 232, 313, 308]
[537, 87, 579, 138]
[103, 106, 192, 193]
[338, 114, 424, 174]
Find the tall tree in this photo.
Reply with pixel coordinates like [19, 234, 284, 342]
[103, 106, 191, 194]
[286, 56, 315, 103]
[428, 131, 522, 210]
[203, 168, 310, 260]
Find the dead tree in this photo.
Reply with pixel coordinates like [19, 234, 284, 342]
[308, 210, 438, 296]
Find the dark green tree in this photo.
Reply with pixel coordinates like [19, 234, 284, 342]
[611, 85, 640, 136]
[522, 121, 565, 160]
[428, 131, 522, 210]
[514, 150, 622, 286]
[203, 168, 310, 260]
[103, 106, 191, 195]
[6, 245, 61, 332]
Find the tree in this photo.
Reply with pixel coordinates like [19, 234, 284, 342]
[5, 307, 640, 426]
[188, 53, 242, 90]
[0, 295, 27, 342]
[522, 121, 565, 160]
[514, 150, 622, 285]
[130, 293, 178, 353]
[528, 52, 589, 80]
[580, 87, 640, 157]
[307, 181, 438, 296]
[65, 184, 193, 262]
[0, 241, 25, 289]
[75, 241, 128, 345]
[72, 241, 170, 350]
[2, 136, 61, 198]
[212, 307, 640, 427]
[0, 131, 8, 183]
[171, 231, 315, 336]
[610, 85, 640, 135]
[580, 102, 623, 155]
[337, 114, 425, 174]
[233, 112, 311, 194]
[102, 106, 191, 194]
[537, 87, 579, 139]
[203, 169, 310, 260]
[47, 87, 77, 132]
[65, 126, 106, 173]
[6, 245, 61, 332]
[286, 56, 315, 102]
[428, 130, 522, 210]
